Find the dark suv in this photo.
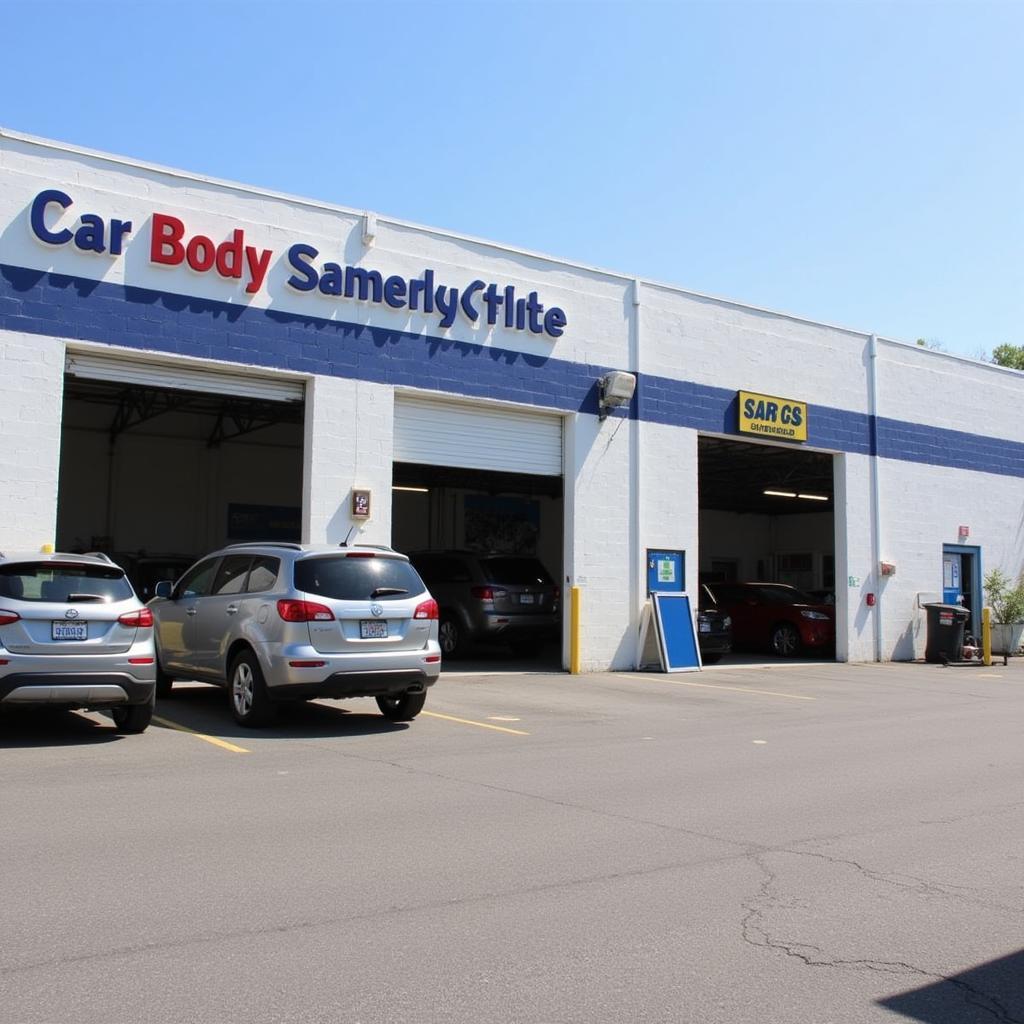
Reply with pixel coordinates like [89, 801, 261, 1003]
[408, 551, 559, 658]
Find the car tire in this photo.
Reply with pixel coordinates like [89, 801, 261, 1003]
[376, 692, 426, 721]
[112, 693, 154, 734]
[701, 653, 722, 665]
[770, 623, 802, 657]
[229, 650, 276, 728]
[438, 617, 464, 658]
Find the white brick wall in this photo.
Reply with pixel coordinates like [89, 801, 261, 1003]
[302, 375, 394, 547]
[0, 330, 64, 552]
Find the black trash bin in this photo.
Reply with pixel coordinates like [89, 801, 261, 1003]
[923, 602, 970, 663]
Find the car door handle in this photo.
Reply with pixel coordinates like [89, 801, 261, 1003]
[226, 605, 239, 615]
[186, 608, 197, 617]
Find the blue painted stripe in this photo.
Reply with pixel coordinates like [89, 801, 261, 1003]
[2, 263, 1022, 478]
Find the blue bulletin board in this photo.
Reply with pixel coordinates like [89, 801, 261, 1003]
[651, 592, 702, 672]
[647, 549, 685, 596]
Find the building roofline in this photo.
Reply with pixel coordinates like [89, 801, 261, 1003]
[1, 127, 1012, 374]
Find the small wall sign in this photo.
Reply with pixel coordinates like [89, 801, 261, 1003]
[737, 390, 808, 442]
[351, 489, 371, 519]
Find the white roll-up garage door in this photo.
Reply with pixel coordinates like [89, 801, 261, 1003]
[64, 350, 305, 403]
[394, 395, 563, 476]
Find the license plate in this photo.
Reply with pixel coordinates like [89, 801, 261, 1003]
[52, 622, 87, 641]
[519, 594, 535, 605]
[360, 620, 388, 639]
[699, 622, 711, 633]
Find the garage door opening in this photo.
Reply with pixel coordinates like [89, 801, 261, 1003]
[698, 436, 837, 663]
[57, 353, 304, 598]
[391, 395, 564, 673]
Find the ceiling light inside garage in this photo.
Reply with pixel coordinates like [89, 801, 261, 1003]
[763, 489, 797, 498]
[797, 493, 829, 501]
[392, 485, 429, 493]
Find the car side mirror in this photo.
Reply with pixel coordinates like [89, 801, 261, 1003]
[154, 580, 174, 599]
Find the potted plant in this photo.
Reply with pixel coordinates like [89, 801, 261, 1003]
[983, 568, 1024, 655]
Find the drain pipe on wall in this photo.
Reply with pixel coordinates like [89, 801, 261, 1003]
[868, 333, 883, 662]
[630, 278, 644, 669]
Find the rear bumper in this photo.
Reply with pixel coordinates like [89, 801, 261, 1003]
[0, 672, 156, 707]
[269, 668, 437, 701]
[259, 642, 441, 699]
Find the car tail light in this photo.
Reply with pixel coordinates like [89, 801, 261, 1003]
[0, 610, 21, 626]
[118, 608, 153, 628]
[424, 654, 441, 663]
[414, 598, 439, 620]
[345, 552, 375, 558]
[470, 586, 507, 601]
[289, 660, 326, 668]
[277, 599, 335, 622]
[128, 657, 154, 665]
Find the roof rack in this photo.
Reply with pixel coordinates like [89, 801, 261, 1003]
[221, 542, 306, 552]
[83, 551, 114, 563]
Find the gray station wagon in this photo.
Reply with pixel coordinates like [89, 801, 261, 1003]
[149, 542, 441, 727]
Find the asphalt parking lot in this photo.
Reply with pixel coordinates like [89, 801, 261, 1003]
[2, 658, 1022, 1024]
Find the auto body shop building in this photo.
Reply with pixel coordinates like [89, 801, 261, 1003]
[1, 128, 1021, 668]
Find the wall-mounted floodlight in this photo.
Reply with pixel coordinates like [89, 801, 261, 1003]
[598, 370, 637, 420]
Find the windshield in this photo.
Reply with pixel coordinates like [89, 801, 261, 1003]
[294, 556, 426, 601]
[0, 562, 134, 603]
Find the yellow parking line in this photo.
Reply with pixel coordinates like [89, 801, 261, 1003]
[618, 674, 815, 701]
[152, 714, 251, 753]
[422, 710, 529, 735]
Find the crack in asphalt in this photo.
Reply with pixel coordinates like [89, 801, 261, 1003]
[741, 853, 1024, 1024]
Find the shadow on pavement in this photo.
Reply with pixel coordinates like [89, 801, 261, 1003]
[0, 706, 123, 747]
[877, 948, 1024, 1023]
[156, 682, 411, 739]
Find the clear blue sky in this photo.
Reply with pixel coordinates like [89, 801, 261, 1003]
[2, 0, 1020, 359]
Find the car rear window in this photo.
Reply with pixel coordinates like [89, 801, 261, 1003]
[0, 562, 134, 603]
[294, 556, 425, 601]
[479, 558, 553, 586]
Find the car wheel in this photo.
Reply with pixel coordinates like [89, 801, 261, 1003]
[701, 653, 722, 665]
[770, 623, 802, 657]
[376, 692, 426, 722]
[112, 693, 154, 734]
[438, 617, 463, 658]
[229, 650, 276, 727]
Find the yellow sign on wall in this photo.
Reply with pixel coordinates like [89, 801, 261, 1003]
[737, 391, 808, 442]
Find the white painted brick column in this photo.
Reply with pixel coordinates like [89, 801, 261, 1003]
[302, 375, 394, 547]
[0, 331, 64, 551]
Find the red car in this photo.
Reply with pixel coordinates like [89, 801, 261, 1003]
[704, 582, 835, 657]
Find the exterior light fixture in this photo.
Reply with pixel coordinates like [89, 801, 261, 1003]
[598, 371, 637, 420]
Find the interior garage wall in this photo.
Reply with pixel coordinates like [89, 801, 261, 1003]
[0, 331, 64, 550]
[56, 425, 301, 556]
[698, 510, 833, 584]
[391, 488, 562, 581]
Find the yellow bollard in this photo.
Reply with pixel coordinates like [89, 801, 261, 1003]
[570, 586, 581, 674]
[982, 606, 992, 666]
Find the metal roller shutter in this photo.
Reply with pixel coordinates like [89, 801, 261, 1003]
[394, 395, 563, 476]
[64, 351, 305, 403]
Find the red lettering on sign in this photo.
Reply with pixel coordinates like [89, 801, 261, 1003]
[150, 213, 185, 265]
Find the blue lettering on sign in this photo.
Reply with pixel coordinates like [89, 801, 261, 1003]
[284, 243, 566, 338]
[24, 189, 566, 339]
[30, 189, 133, 255]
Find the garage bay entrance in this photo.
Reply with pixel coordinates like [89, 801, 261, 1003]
[391, 396, 565, 672]
[56, 352, 304, 597]
[698, 436, 837, 662]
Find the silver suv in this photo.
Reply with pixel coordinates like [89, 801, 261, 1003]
[0, 552, 157, 733]
[150, 542, 441, 727]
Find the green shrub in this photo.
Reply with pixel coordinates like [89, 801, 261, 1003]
[984, 568, 1024, 624]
